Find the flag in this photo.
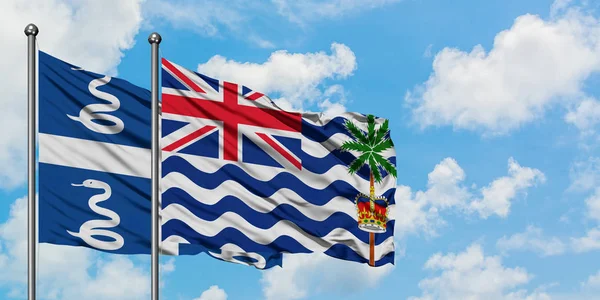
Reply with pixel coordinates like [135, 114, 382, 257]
[160, 58, 397, 269]
[38, 51, 152, 254]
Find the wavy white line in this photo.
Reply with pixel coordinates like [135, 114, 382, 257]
[162, 238, 277, 269]
[161, 204, 395, 261]
[162, 151, 396, 193]
[207, 243, 271, 269]
[162, 172, 396, 222]
[161, 236, 190, 255]
[302, 132, 349, 159]
[302, 132, 396, 159]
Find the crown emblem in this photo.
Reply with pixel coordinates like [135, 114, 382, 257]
[354, 193, 389, 233]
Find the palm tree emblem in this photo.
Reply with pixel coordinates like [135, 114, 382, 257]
[340, 114, 396, 266]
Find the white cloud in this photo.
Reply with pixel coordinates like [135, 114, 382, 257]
[0, 0, 144, 188]
[527, 270, 600, 299]
[406, 4, 600, 135]
[423, 157, 471, 209]
[249, 35, 277, 49]
[423, 44, 434, 58]
[317, 85, 348, 117]
[158, 257, 176, 288]
[194, 285, 228, 300]
[80, 257, 149, 300]
[582, 270, 600, 290]
[496, 226, 567, 257]
[318, 98, 347, 117]
[569, 157, 600, 192]
[550, 0, 574, 17]
[409, 243, 548, 300]
[568, 164, 600, 254]
[264, 84, 348, 118]
[142, 0, 279, 49]
[394, 157, 469, 238]
[585, 188, 600, 222]
[496, 191, 600, 254]
[143, 0, 248, 37]
[395, 157, 544, 237]
[571, 228, 600, 253]
[160, 258, 175, 274]
[197, 43, 356, 110]
[503, 272, 600, 300]
[394, 185, 445, 238]
[144, 0, 401, 46]
[0, 197, 150, 299]
[469, 158, 546, 218]
[260, 253, 393, 300]
[504, 289, 553, 300]
[272, 0, 402, 25]
[565, 97, 600, 135]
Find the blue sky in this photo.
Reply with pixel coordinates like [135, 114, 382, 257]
[2, 0, 600, 299]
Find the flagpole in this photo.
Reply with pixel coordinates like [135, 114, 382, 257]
[25, 23, 39, 300]
[149, 32, 162, 300]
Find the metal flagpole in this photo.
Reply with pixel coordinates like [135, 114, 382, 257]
[148, 32, 162, 300]
[25, 23, 39, 300]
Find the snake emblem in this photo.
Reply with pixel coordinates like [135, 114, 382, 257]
[67, 179, 124, 251]
[67, 74, 124, 134]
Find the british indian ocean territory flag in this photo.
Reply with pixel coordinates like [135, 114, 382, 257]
[160, 58, 397, 269]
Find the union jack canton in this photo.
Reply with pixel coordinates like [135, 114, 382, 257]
[161, 58, 302, 169]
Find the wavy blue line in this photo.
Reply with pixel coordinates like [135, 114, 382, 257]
[299, 118, 396, 177]
[163, 221, 395, 267]
[173, 242, 394, 269]
[166, 156, 351, 204]
[163, 222, 310, 253]
[300, 148, 396, 179]
[300, 148, 356, 172]
[324, 243, 395, 267]
[302, 117, 352, 143]
[162, 219, 395, 250]
[163, 188, 395, 242]
[163, 156, 396, 205]
[301, 116, 392, 143]
[162, 177, 395, 208]
[170, 243, 284, 269]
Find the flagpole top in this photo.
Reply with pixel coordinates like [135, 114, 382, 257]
[24, 24, 39, 36]
[148, 32, 162, 44]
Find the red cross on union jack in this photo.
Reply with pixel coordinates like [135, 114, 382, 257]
[160, 58, 303, 170]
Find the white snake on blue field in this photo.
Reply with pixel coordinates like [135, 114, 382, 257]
[67, 75, 124, 135]
[67, 179, 124, 251]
